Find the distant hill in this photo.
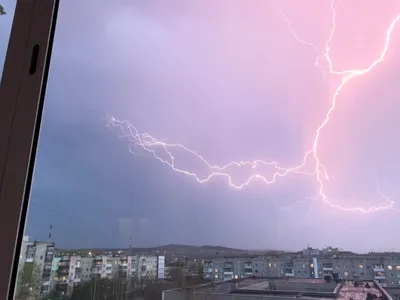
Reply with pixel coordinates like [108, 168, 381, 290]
[57, 244, 250, 259]
[56, 244, 303, 261]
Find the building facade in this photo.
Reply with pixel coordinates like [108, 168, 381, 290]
[17, 236, 55, 297]
[203, 253, 400, 287]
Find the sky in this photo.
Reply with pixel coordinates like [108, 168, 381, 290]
[1, 0, 400, 252]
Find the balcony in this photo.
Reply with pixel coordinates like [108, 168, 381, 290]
[285, 269, 294, 277]
[44, 260, 52, 266]
[58, 261, 70, 267]
[373, 266, 385, 272]
[56, 283, 68, 291]
[44, 254, 53, 261]
[244, 269, 253, 275]
[224, 271, 233, 275]
[224, 268, 233, 273]
[58, 271, 69, 276]
[322, 264, 333, 271]
[42, 277, 51, 285]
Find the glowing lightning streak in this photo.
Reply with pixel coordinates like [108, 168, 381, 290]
[108, 1, 399, 213]
[282, 0, 399, 212]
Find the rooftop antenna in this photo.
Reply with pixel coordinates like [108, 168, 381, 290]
[129, 237, 132, 256]
[48, 224, 53, 242]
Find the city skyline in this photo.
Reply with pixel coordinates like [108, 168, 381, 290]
[2, 0, 400, 250]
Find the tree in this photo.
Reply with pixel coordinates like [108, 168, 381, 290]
[168, 267, 185, 288]
[144, 281, 177, 300]
[71, 277, 115, 300]
[196, 261, 204, 277]
[0, 5, 6, 15]
[15, 263, 43, 300]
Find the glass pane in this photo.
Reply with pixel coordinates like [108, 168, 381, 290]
[0, 0, 16, 79]
[12, 0, 400, 299]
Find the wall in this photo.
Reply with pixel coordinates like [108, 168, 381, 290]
[163, 290, 317, 300]
[272, 281, 337, 292]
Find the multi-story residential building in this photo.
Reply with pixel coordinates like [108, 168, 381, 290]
[17, 236, 55, 297]
[92, 255, 119, 279]
[110, 255, 165, 281]
[53, 255, 94, 297]
[137, 255, 162, 280]
[203, 253, 400, 288]
[293, 258, 311, 278]
[55, 256, 79, 296]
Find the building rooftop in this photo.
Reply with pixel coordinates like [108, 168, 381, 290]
[192, 278, 265, 294]
[239, 278, 331, 291]
[163, 278, 392, 300]
[338, 281, 382, 300]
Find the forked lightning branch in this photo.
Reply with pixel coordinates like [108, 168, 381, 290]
[107, 0, 400, 214]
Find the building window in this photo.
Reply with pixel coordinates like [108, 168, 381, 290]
[388, 266, 393, 270]
[396, 266, 400, 271]
[310, 264, 314, 268]
[359, 265, 364, 269]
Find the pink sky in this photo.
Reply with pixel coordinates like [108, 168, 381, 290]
[3, 0, 400, 250]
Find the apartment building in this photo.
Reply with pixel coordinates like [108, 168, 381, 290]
[137, 255, 164, 280]
[92, 255, 120, 279]
[203, 253, 400, 287]
[54, 255, 94, 297]
[17, 236, 55, 297]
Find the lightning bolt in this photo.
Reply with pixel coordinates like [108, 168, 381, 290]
[107, 1, 399, 213]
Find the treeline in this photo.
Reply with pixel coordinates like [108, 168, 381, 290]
[14, 266, 205, 300]
[14, 263, 205, 300]
[69, 268, 205, 300]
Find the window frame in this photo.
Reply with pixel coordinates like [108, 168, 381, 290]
[0, 0, 59, 298]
